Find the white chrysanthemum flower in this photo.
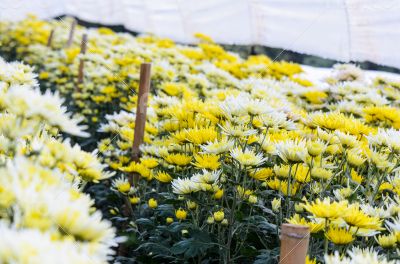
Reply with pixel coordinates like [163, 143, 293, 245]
[330, 63, 365, 83]
[200, 139, 234, 154]
[171, 178, 200, 194]
[220, 93, 273, 118]
[171, 178, 193, 194]
[350, 92, 389, 106]
[190, 169, 222, 184]
[333, 100, 364, 116]
[152, 95, 181, 108]
[360, 204, 392, 219]
[325, 247, 396, 264]
[386, 216, 400, 232]
[112, 176, 131, 193]
[0, 156, 118, 260]
[0, 224, 106, 264]
[335, 130, 359, 148]
[0, 60, 38, 87]
[348, 247, 396, 264]
[257, 111, 297, 130]
[219, 123, 257, 137]
[275, 139, 308, 163]
[196, 62, 239, 86]
[0, 113, 35, 139]
[367, 128, 400, 153]
[324, 251, 349, 264]
[4, 86, 88, 137]
[140, 145, 169, 158]
[230, 147, 267, 166]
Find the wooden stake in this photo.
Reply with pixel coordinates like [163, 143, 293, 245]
[130, 63, 152, 185]
[47, 29, 54, 47]
[80, 33, 88, 54]
[66, 19, 77, 48]
[279, 224, 310, 264]
[77, 34, 88, 85]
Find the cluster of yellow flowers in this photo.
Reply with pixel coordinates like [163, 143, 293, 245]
[0, 16, 304, 127]
[1, 15, 400, 263]
[0, 58, 117, 262]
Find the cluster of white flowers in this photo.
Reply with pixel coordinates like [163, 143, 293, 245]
[325, 247, 398, 264]
[0, 58, 117, 263]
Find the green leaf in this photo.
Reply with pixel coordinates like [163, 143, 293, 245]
[136, 218, 155, 228]
[170, 230, 213, 259]
[254, 248, 279, 264]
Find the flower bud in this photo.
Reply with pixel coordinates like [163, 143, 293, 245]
[148, 198, 158, 209]
[175, 208, 187, 220]
[129, 196, 140, 205]
[248, 195, 258, 204]
[271, 198, 281, 212]
[213, 211, 225, 222]
[186, 200, 197, 210]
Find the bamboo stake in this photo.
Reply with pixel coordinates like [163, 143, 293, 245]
[130, 63, 152, 185]
[279, 224, 310, 264]
[77, 34, 88, 85]
[66, 19, 77, 48]
[47, 29, 55, 47]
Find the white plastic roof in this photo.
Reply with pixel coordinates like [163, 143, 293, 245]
[0, 0, 399, 68]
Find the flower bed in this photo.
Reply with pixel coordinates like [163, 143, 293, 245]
[1, 15, 400, 264]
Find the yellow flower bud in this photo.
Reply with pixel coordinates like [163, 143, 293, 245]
[347, 149, 366, 167]
[248, 195, 258, 204]
[166, 217, 174, 224]
[295, 203, 304, 213]
[186, 200, 197, 210]
[221, 219, 228, 226]
[307, 141, 326, 157]
[148, 198, 158, 209]
[214, 189, 224, 199]
[175, 208, 187, 220]
[326, 144, 341, 155]
[206, 216, 214, 224]
[311, 167, 332, 181]
[272, 198, 281, 212]
[213, 211, 225, 222]
[129, 196, 140, 205]
[109, 209, 117, 215]
[377, 233, 397, 248]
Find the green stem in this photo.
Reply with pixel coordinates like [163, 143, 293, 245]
[286, 163, 293, 218]
[324, 219, 329, 254]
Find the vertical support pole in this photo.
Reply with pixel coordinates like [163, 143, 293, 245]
[77, 34, 88, 85]
[47, 29, 55, 47]
[66, 19, 77, 48]
[130, 63, 152, 185]
[250, 45, 256, 55]
[279, 224, 310, 264]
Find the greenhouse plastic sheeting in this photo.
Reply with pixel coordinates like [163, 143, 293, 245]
[0, 0, 399, 68]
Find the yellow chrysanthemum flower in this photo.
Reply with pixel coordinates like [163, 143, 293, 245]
[325, 226, 355, 245]
[287, 214, 324, 233]
[303, 198, 348, 219]
[175, 208, 188, 220]
[164, 153, 192, 166]
[193, 154, 220, 170]
[250, 168, 273, 181]
[342, 205, 383, 230]
[154, 171, 173, 183]
[376, 233, 397, 248]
